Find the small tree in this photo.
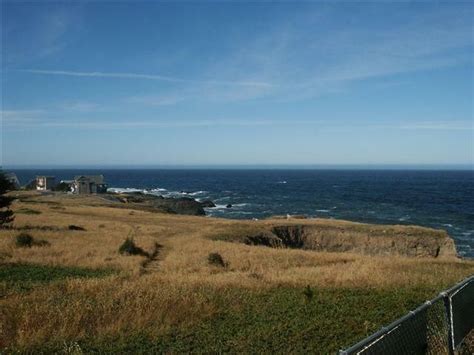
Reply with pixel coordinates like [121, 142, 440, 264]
[0, 172, 15, 227]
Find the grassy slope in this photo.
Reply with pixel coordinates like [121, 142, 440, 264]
[33, 287, 430, 354]
[1, 192, 473, 353]
[0, 263, 114, 296]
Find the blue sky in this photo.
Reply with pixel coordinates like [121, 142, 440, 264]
[1, 1, 473, 167]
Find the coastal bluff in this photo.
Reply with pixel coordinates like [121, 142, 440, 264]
[210, 219, 458, 258]
[10, 191, 458, 258]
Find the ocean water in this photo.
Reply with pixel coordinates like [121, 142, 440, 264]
[11, 169, 474, 258]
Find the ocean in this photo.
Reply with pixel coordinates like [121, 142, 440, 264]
[11, 169, 474, 258]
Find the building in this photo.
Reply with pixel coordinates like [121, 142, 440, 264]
[4, 172, 20, 189]
[36, 176, 56, 191]
[73, 175, 107, 194]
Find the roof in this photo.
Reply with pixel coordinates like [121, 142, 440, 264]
[74, 175, 105, 184]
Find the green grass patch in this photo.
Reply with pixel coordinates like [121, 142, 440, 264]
[0, 263, 115, 296]
[21, 285, 438, 354]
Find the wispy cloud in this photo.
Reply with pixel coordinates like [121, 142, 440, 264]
[5, 118, 318, 130]
[13, 5, 471, 105]
[60, 101, 101, 112]
[4, 5, 83, 65]
[19, 69, 274, 88]
[4, 110, 472, 132]
[1, 110, 45, 123]
[127, 94, 186, 106]
[208, 5, 473, 101]
[399, 121, 473, 131]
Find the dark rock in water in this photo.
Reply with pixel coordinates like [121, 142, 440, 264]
[152, 197, 205, 216]
[226, 204, 232, 208]
[113, 193, 163, 203]
[107, 192, 205, 216]
[200, 200, 216, 208]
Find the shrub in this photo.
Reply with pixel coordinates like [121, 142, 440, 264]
[119, 238, 146, 256]
[16, 233, 34, 247]
[68, 225, 86, 231]
[303, 285, 314, 303]
[15, 233, 50, 248]
[0, 171, 15, 227]
[54, 182, 71, 192]
[24, 179, 37, 190]
[208, 252, 228, 268]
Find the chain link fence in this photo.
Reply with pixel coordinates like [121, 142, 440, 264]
[340, 276, 474, 355]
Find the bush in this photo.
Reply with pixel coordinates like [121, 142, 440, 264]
[119, 238, 146, 256]
[15, 233, 50, 248]
[208, 252, 228, 268]
[24, 179, 37, 190]
[16, 233, 34, 247]
[54, 182, 71, 192]
[0, 171, 15, 227]
[303, 285, 314, 303]
[68, 225, 86, 231]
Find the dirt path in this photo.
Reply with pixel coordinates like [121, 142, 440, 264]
[141, 242, 164, 272]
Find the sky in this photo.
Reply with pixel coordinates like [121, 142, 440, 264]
[1, 1, 473, 167]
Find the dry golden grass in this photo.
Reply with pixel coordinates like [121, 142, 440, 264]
[1, 192, 473, 349]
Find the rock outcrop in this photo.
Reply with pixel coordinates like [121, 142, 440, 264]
[109, 192, 206, 216]
[269, 224, 456, 258]
[151, 197, 205, 216]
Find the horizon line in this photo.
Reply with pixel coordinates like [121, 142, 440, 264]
[3, 163, 473, 171]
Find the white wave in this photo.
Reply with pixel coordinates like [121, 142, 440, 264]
[188, 190, 207, 196]
[214, 196, 231, 202]
[108, 187, 144, 193]
[277, 181, 287, 184]
[208, 204, 231, 209]
[316, 209, 330, 213]
[442, 223, 453, 228]
[205, 203, 247, 210]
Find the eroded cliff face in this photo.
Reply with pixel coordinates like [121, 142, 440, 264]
[227, 221, 458, 258]
[268, 224, 457, 258]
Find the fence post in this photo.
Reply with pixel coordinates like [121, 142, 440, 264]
[441, 291, 454, 355]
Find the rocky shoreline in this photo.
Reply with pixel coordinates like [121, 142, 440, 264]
[104, 191, 214, 216]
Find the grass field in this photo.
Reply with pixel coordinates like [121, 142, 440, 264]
[1, 191, 473, 353]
